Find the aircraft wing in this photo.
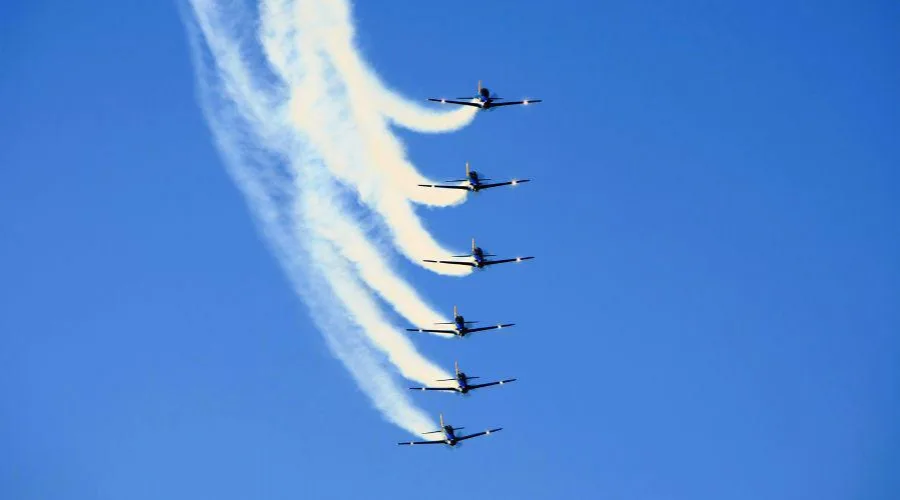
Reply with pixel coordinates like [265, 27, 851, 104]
[477, 179, 530, 190]
[466, 323, 515, 333]
[456, 428, 503, 442]
[424, 259, 477, 267]
[482, 256, 534, 266]
[428, 98, 481, 108]
[406, 328, 457, 334]
[489, 99, 542, 107]
[418, 183, 470, 190]
[468, 379, 517, 390]
[397, 439, 446, 446]
[408, 386, 458, 392]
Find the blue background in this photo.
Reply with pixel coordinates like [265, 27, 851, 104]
[1, 1, 897, 499]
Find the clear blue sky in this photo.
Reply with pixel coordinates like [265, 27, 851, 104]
[2, 1, 897, 499]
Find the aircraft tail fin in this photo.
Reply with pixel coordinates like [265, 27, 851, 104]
[455, 360, 460, 376]
[465, 161, 470, 176]
[477, 80, 482, 94]
[472, 238, 476, 253]
[453, 305, 458, 318]
[440, 413, 444, 429]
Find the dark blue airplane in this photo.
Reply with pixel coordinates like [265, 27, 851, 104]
[418, 161, 530, 193]
[409, 361, 516, 394]
[428, 80, 542, 110]
[397, 413, 502, 447]
[424, 238, 534, 269]
[406, 305, 514, 338]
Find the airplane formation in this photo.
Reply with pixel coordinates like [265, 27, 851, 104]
[399, 81, 540, 448]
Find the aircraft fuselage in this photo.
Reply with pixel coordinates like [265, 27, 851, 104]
[467, 171, 483, 191]
[456, 372, 471, 393]
[452, 315, 472, 337]
[472, 248, 486, 267]
[443, 426, 458, 445]
[478, 88, 493, 108]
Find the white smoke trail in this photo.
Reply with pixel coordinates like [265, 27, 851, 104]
[309, 0, 478, 134]
[182, 0, 480, 436]
[187, 0, 452, 331]
[261, 0, 475, 277]
[257, 0, 471, 315]
[183, 4, 440, 436]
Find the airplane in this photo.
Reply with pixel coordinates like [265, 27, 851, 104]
[424, 238, 534, 269]
[397, 413, 502, 447]
[409, 361, 516, 394]
[428, 80, 542, 110]
[418, 161, 530, 193]
[406, 305, 514, 338]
